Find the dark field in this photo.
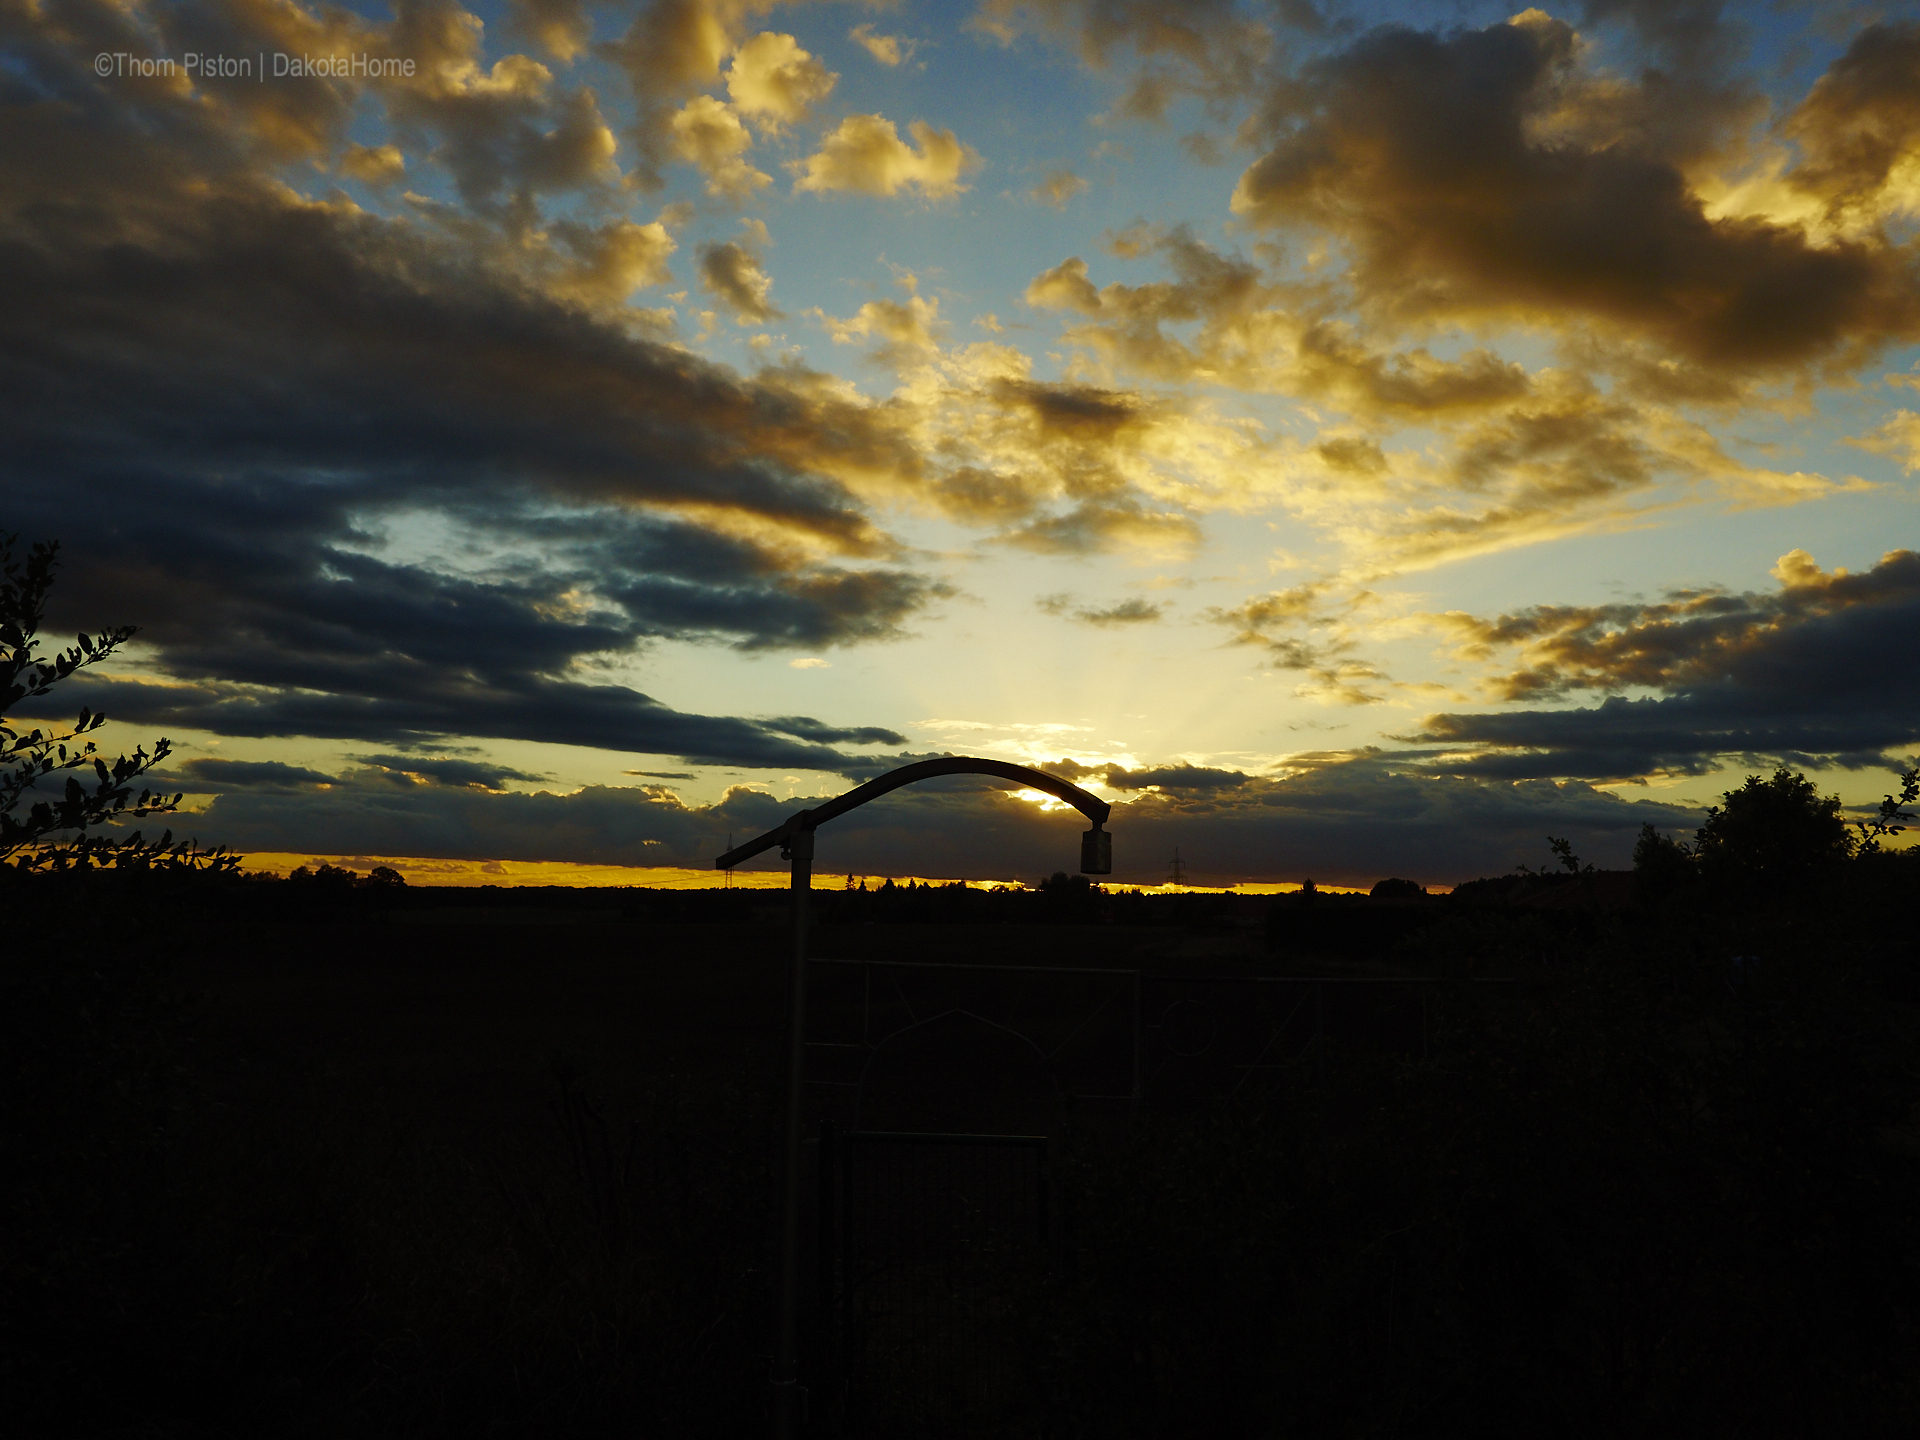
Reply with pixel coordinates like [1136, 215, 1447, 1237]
[176, 912, 1257, 1143]
[7, 877, 1919, 1437]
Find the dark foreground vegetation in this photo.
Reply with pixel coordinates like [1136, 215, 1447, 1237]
[6, 795, 1919, 1438]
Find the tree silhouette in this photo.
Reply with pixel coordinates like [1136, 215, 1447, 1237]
[1693, 766, 1851, 891]
[1, 534, 237, 872]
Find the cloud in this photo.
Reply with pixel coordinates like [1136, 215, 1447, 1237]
[668, 94, 772, 197]
[157, 751, 1703, 885]
[1104, 764, 1247, 791]
[1022, 232, 1537, 420]
[378, 45, 623, 224]
[882, 352, 1273, 554]
[792, 115, 979, 198]
[609, 0, 735, 90]
[353, 754, 550, 790]
[603, 0, 749, 189]
[969, 0, 1276, 118]
[1849, 410, 1920, 472]
[1037, 594, 1164, 626]
[698, 237, 781, 323]
[1207, 583, 1388, 705]
[849, 23, 916, 67]
[1, 17, 965, 770]
[1432, 548, 1920, 700]
[171, 758, 337, 791]
[34, 666, 902, 776]
[504, 0, 594, 63]
[1228, 13, 1920, 377]
[789, 657, 830, 669]
[1020, 233, 1856, 579]
[999, 498, 1201, 556]
[820, 290, 943, 364]
[548, 217, 677, 305]
[763, 715, 907, 745]
[1179, 131, 1224, 165]
[1408, 548, 1920, 777]
[1029, 169, 1089, 208]
[1780, 21, 1920, 231]
[726, 31, 838, 129]
[339, 143, 406, 185]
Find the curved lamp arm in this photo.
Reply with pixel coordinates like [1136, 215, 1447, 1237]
[713, 755, 1112, 873]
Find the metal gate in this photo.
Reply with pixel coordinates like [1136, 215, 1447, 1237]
[813, 1125, 1049, 1435]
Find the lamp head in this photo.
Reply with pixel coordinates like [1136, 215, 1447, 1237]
[1080, 825, 1111, 875]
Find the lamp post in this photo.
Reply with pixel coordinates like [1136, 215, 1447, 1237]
[714, 757, 1112, 1439]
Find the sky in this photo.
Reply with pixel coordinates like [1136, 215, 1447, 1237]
[5, 0, 1920, 889]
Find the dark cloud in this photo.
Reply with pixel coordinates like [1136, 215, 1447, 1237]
[33, 673, 884, 774]
[1439, 548, 1920, 700]
[697, 239, 780, 324]
[1104, 764, 1248, 791]
[1, 8, 943, 768]
[1037, 594, 1165, 626]
[167, 752, 1701, 885]
[993, 379, 1148, 443]
[1231, 12, 1920, 375]
[504, 0, 594, 62]
[172, 758, 336, 790]
[1040, 758, 1102, 783]
[1000, 499, 1200, 555]
[354, 754, 550, 790]
[1410, 549, 1920, 778]
[970, 0, 1277, 118]
[762, 717, 908, 747]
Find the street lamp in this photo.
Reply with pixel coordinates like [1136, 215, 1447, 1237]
[713, 757, 1112, 1438]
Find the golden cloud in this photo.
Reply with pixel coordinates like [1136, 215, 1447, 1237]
[1228, 13, 1920, 377]
[548, 217, 677, 307]
[1847, 409, 1920, 473]
[726, 31, 837, 129]
[339, 142, 405, 185]
[821, 289, 944, 366]
[791, 115, 978, 198]
[604, 0, 766, 189]
[668, 94, 771, 197]
[849, 23, 915, 67]
[1782, 22, 1920, 230]
[1023, 234, 1537, 421]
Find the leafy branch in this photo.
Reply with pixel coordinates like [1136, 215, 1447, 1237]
[2, 534, 236, 872]
[1853, 762, 1919, 855]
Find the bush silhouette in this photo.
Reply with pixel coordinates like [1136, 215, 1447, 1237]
[1369, 876, 1425, 899]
